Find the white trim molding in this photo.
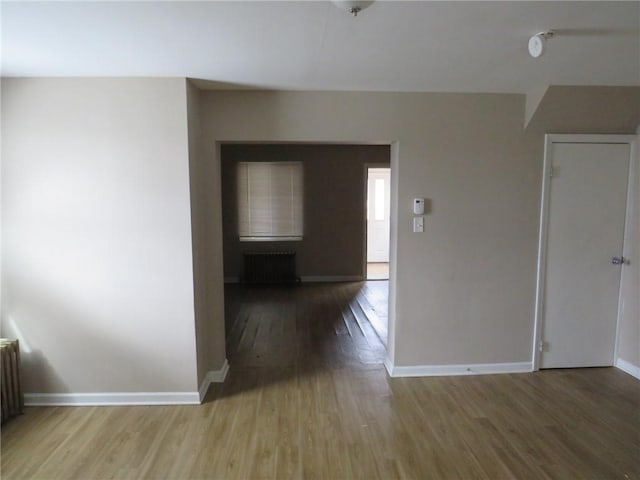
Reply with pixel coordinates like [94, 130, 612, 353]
[615, 358, 640, 380]
[384, 361, 533, 378]
[300, 275, 363, 283]
[198, 378, 210, 402]
[384, 356, 394, 376]
[226, 276, 364, 284]
[24, 391, 201, 407]
[26, 360, 231, 406]
[198, 359, 230, 402]
[208, 359, 230, 383]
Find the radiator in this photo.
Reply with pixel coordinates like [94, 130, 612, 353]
[243, 251, 299, 284]
[1, 339, 24, 424]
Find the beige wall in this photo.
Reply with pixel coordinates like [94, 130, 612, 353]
[3, 80, 637, 395]
[201, 90, 536, 367]
[221, 144, 390, 280]
[526, 86, 640, 134]
[187, 80, 227, 384]
[1, 78, 199, 393]
[202, 87, 640, 369]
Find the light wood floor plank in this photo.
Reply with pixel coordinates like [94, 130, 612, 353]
[2, 282, 639, 479]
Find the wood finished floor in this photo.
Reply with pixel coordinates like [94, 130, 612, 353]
[2, 282, 639, 480]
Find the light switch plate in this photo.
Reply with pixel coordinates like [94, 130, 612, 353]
[413, 216, 424, 233]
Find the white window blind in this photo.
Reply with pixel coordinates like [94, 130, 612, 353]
[237, 161, 303, 241]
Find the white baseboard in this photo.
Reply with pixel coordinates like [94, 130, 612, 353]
[198, 359, 230, 402]
[225, 276, 363, 284]
[384, 356, 394, 376]
[209, 358, 230, 382]
[24, 360, 231, 407]
[384, 360, 533, 378]
[615, 358, 640, 380]
[300, 275, 363, 283]
[24, 391, 201, 406]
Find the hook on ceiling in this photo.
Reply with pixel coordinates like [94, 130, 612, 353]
[332, 1, 375, 17]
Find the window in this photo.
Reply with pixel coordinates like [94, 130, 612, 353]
[237, 161, 303, 241]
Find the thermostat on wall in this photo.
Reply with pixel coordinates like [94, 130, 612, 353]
[413, 198, 425, 215]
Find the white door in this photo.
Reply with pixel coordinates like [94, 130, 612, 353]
[367, 168, 390, 263]
[541, 141, 630, 368]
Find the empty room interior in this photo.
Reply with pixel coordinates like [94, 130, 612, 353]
[1, 1, 639, 479]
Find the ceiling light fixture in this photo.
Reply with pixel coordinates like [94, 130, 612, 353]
[528, 30, 555, 58]
[332, 1, 374, 17]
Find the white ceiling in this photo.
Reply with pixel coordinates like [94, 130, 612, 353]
[2, 1, 638, 94]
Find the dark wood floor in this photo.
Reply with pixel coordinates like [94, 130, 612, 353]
[224, 281, 389, 371]
[2, 281, 639, 479]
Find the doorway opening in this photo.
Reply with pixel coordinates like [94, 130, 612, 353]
[366, 167, 391, 280]
[219, 143, 393, 371]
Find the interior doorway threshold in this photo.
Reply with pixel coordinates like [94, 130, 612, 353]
[367, 262, 389, 280]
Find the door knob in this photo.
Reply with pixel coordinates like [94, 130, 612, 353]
[611, 257, 625, 265]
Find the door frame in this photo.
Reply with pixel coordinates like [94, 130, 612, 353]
[532, 134, 638, 370]
[363, 163, 392, 278]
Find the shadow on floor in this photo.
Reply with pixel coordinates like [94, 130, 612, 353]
[203, 281, 389, 402]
